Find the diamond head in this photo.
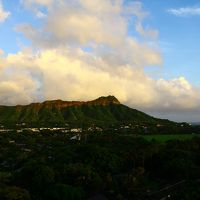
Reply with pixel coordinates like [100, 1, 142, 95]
[0, 96, 176, 128]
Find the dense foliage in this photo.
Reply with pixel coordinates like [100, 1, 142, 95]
[0, 131, 200, 200]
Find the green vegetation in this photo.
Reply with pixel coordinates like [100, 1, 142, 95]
[0, 96, 200, 199]
[0, 96, 175, 128]
[142, 134, 200, 142]
[0, 131, 200, 200]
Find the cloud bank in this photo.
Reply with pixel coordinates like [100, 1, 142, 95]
[1, 0, 200, 121]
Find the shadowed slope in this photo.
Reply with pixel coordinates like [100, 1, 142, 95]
[0, 96, 172, 127]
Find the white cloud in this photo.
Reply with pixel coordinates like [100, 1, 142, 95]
[156, 77, 200, 110]
[44, 0, 127, 47]
[127, 1, 158, 39]
[1, 48, 200, 114]
[125, 1, 148, 20]
[36, 11, 46, 18]
[168, 7, 200, 17]
[0, 1, 10, 23]
[18, 1, 159, 47]
[17, 0, 161, 67]
[135, 22, 158, 39]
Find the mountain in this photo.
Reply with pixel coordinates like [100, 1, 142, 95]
[0, 96, 174, 127]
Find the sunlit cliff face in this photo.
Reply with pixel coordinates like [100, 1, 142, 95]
[0, 0, 200, 121]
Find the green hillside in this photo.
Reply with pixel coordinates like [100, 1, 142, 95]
[0, 96, 173, 127]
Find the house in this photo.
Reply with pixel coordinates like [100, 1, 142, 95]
[70, 134, 81, 141]
[29, 128, 40, 132]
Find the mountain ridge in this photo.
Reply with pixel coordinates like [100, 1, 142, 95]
[0, 95, 120, 109]
[0, 95, 175, 128]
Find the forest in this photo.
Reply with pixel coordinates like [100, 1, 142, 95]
[0, 131, 200, 200]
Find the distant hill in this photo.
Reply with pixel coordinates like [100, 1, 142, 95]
[0, 96, 175, 127]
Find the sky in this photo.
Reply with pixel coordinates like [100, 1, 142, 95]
[0, 0, 200, 122]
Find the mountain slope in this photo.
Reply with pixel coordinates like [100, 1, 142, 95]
[0, 96, 173, 127]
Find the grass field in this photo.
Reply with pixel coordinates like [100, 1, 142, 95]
[142, 134, 200, 142]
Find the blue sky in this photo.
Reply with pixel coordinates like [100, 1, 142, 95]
[141, 0, 200, 86]
[0, 0, 41, 53]
[1, 0, 200, 121]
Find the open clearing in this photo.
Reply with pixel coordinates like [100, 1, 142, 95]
[142, 134, 200, 142]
